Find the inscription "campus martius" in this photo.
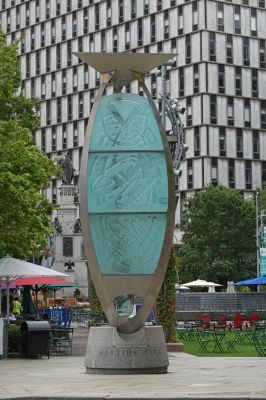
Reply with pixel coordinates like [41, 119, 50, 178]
[98, 348, 162, 357]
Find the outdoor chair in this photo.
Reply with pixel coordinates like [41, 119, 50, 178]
[198, 314, 211, 329]
[213, 313, 227, 331]
[232, 313, 244, 330]
[252, 334, 266, 357]
[248, 312, 260, 328]
[49, 325, 74, 356]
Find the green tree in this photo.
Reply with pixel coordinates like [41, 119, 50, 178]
[156, 247, 178, 343]
[0, 31, 60, 258]
[180, 185, 256, 286]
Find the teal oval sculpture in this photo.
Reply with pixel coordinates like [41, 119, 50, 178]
[80, 84, 175, 333]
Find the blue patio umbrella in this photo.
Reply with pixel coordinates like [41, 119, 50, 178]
[234, 275, 266, 286]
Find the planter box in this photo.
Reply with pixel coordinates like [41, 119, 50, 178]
[166, 342, 184, 352]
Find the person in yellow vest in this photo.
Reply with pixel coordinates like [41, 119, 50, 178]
[12, 297, 22, 316]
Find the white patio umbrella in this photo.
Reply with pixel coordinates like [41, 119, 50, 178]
[182, 279, 222, 288]
[0, 256, 68, 323]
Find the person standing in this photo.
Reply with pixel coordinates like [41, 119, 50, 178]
[12, 297, 22, 316]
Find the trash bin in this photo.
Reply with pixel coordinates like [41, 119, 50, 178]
[0, 318, 8, 359]
[21, 321, 50, 358]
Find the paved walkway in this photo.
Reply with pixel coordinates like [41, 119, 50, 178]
[1, 327, 266, 399]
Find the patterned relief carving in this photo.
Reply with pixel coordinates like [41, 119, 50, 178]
[90, 214, 166, 275]
[90, 94, 163, 151]
[88, 153, 168, 213]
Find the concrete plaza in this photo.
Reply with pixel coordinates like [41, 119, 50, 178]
[1, 351, 266, 399]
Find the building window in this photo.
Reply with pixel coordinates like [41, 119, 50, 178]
[179, 67, 184, 97]
[219, 127, 226, 156]
[73, 122, 78, 147]
[46, 48, 50, 73]
[36, 50, 40, 75]
[234, 5, 241, 34]
[144, 0, 149, 15]
[237, 128, 243, 157]
[67, 41, 72, 66]
[57, 98, 61, 123]
[261, 100, 266, 129]
[62, 16, 66, 41]
[21, 36, 25, 53]
[67, 0, 71, 12]
[51, 19, 56, 45]
[52, 127, 56, 152]
[84, 64, 89, 89]
[252, 69, 258, 98]
[41, 23, 45, 47]
[178, 6, 183, 35]
[229, 159, 235, 188]
[56, 44, 61, 69]
[245, 160, 252, 189]
[137, 19, 142, 46]
[84, 8, 88, 33]
[211, 158, 218, 184]
[151, 74, 157, 99]
[51, 72, 56, 97]
[73, 67, 77, 92]
[157, 0, 162, 11]
[186, 97, 192, 126]
[41, 128, 46, 152]
[106, 0, 112, 26]
[226, 34, 233, 64]
[46, 100, 51, 125]
[253, 130, 260, 159]
[79, 93, 84, 118]
[56, 0, 60, 16]
[62, 70, 67, 95]
[35, 0, 40, 23]
[187, 159, 193, 189]
[209, 32, 216, 61]
[227, 97, 234, 126]
[218, 64, 225, 94]
[72, 12, 77, 38]
[30, 27, 35, 51]
[260, 40, 266, 68]
[244, 99, 251, 127]
[235, 67, 242, 96]
[68, 95, 72, 121]
[151, 14, 156, 43]
[186, 35, 191, 64]
[31, 79, 35, 98]
[262, 161, 266, 184]
[259, 0, 265, 7]
[95, 4, 99, 30]
[193, 64, 199, 94]
[210, 95, 217, 124]
[119, 0, 124, 23]
[41, 76, 45, 99]
[46, 0, 50, 19]
[243, 37, 250, 66]
[26, 3, 30, 26]
[192, 1, 198, 31]
[62, 124, 67, 149]
[125, 22, 130, 50]
[251, 8, 257, 36]
[217, 2, 224, 31]
[131, 0, 136, 18]
[164, 10, 170, 38]
[194, 126, 200, 156]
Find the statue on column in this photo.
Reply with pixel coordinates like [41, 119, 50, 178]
[59, 152, 75, 184]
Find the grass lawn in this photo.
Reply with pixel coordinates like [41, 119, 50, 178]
[178, 331, 259, 357]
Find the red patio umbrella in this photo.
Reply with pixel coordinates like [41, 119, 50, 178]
[12, 277, 78, 313]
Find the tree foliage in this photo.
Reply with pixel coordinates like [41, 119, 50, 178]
[156, 247, 178, 343]
[0, 31, 60, 258]
[179, 185, 256, 286]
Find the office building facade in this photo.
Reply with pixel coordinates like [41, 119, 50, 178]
[1, 0, 266, 232]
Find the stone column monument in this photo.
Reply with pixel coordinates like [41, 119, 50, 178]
[75, 53, 176, 374]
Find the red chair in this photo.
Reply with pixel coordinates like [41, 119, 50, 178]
[233, 313, 244, 330]
[198, 314, 210, 329]
[248, 312, 260, 327]
[214, 313, 227, 330]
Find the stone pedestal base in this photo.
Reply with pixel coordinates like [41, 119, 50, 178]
[84, 326, 169, 374]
